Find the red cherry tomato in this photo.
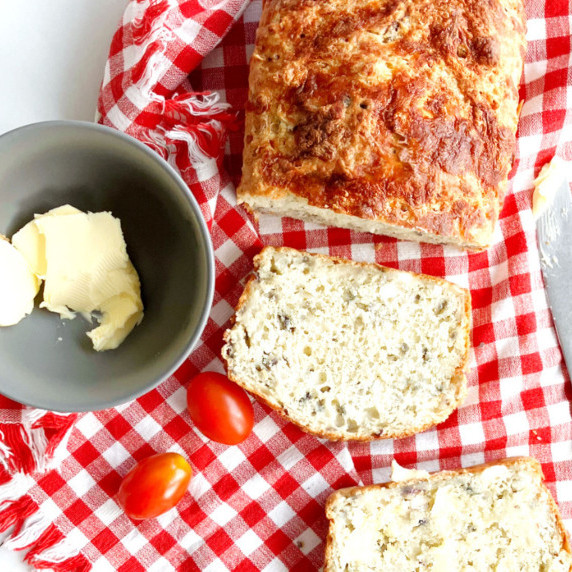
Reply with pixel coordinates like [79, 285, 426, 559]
[187, 372, 254, 445]
[117, 452, 192, 520]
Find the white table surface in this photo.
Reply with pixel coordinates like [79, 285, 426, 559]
[0, 1, 127, 568]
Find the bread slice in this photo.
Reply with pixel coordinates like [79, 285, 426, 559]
[238, 0, 526, 250]
[221, 247, 471, 440]
[324, 457, 572, 571]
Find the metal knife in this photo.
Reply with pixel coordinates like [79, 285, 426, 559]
[536, 176, 572, 372]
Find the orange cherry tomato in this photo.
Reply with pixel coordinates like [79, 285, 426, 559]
[187, 372, 254, 445]
[117, 452, 192, 520]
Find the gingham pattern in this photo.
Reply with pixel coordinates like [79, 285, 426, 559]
[9, 0, 572, 569]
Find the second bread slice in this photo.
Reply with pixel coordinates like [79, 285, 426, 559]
[324, 457, 572, 570]
[221, 247, 471, 440]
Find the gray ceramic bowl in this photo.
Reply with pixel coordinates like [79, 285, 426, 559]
[0, 121, 214, 412]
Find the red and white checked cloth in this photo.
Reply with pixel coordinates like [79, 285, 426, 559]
[1, 0, 571, 569]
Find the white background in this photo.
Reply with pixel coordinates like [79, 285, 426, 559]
[0, 1, 127, 568]
[0, 0, 127, 135]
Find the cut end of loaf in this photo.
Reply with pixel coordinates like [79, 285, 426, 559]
[324, 457, 572, 571]
[239, 193, 491, 251]
[222, 247, 471, 441]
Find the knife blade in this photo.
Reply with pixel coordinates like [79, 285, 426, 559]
[536, 175, 572, 372]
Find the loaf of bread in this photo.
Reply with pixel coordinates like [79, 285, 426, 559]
[221, 247, 471, 440]
[324, 457, 572, 571]
[238, 0, 526, 250]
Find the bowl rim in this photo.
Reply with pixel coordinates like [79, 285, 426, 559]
[0, 119, 216, 412]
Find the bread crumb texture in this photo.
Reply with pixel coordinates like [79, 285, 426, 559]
[222, 247, 470, 440]
[325, 458, 572, 571]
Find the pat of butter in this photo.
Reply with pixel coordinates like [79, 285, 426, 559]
[13, 205, 143, 351]
[0, 236, 40, 326]
[391, 460, 430, 482]
[12, 205, 82, 278]
[532, 156, 566, 218]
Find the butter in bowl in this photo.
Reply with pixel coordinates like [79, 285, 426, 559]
[0, 121, 214, 412]
[2, 204, 143, 351]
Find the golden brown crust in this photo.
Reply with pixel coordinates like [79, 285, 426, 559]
[222, 246, 471, 441]
[238, 0, 527, 249]
[324, 457, 572, 571]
